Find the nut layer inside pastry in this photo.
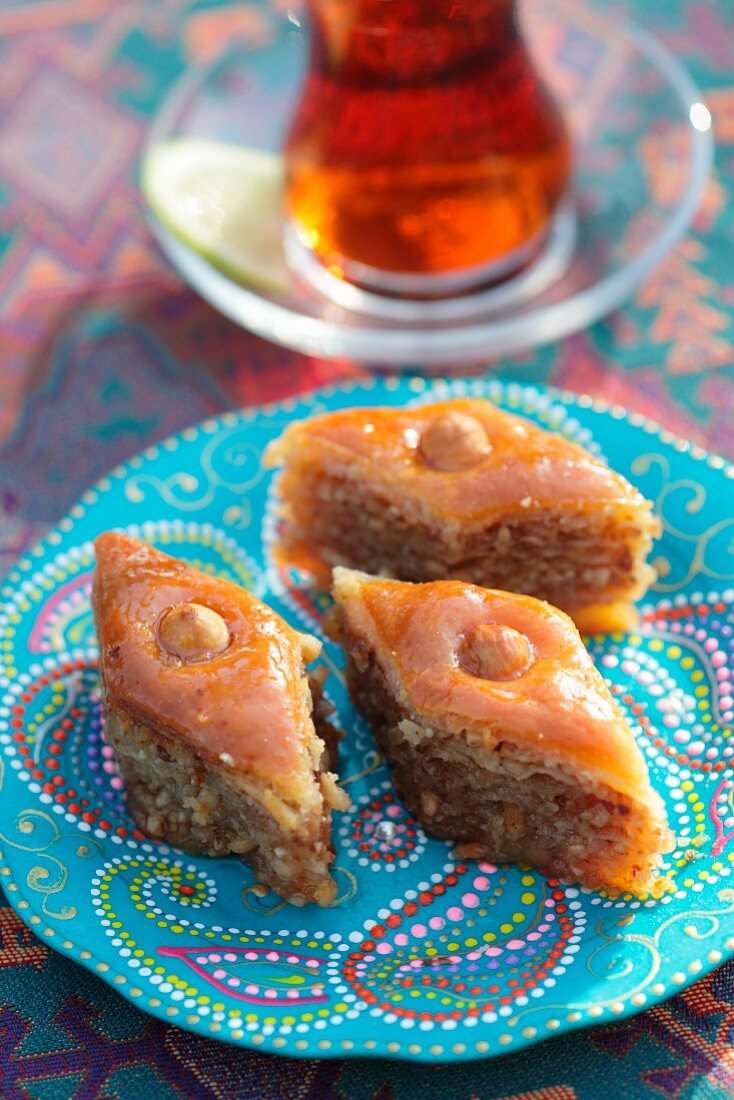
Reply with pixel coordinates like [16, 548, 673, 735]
[275, 461, 656, 624]
[105, 669, 345, 907]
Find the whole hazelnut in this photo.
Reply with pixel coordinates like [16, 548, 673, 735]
[459, 623, 533, 681]
[158, 602, 230, 662]
[419, 411, 491, 471]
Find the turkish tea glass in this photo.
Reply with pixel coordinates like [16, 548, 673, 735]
[284, 0, 572, 298]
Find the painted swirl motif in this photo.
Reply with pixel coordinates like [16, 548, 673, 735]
[125, 427, 266, 513]
[631, 452, 734, 593]
[338, 779, 428, 874]
[339, 864, 583, 1029]
[2, 657, 134, 836]
[509, 889, 734, 1026]
[0, 759, 102, 920]
[90, 855, 358, 1034]
[158, 946, 330, 1006]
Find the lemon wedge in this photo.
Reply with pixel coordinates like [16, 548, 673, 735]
[142, 139, 288, 293]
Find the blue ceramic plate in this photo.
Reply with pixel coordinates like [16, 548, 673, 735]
[1, 377, 733, 1064]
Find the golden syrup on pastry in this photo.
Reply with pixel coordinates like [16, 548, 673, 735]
[270, 399, 650, 521]
[334, 568, 653, 804]
[93, 532, 323, 796]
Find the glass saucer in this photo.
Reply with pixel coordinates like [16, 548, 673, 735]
[145, 0, 712, 368]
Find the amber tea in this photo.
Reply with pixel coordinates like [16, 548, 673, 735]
[284, 0, 572, 295]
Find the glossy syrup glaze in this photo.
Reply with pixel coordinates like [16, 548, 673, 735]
[93, 533, 320, 799]
[332, 568, 654, 805]
[268, 398, 652, 524]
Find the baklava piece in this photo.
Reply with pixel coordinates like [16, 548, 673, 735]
[266, 398, 660, 632]
[92, 532, 348, 906]
[329, 567, 673, 896]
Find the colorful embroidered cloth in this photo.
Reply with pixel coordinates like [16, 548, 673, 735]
[1, 0, 733, 1096]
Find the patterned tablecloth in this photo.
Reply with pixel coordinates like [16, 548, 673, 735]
[1, 0, 733, 1096]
